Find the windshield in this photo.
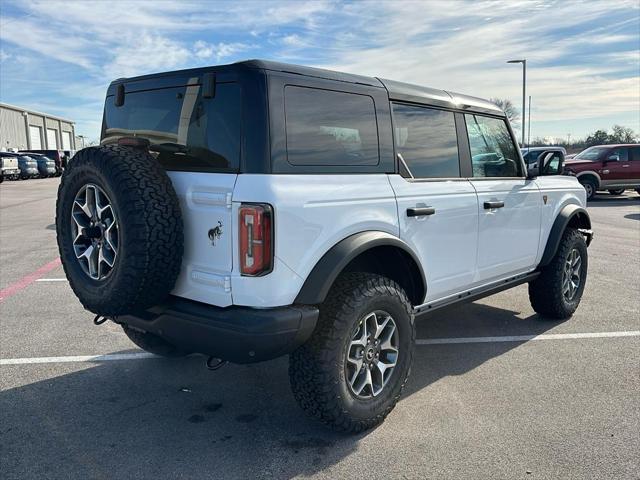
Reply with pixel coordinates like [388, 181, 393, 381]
[574, 147, 607, 161]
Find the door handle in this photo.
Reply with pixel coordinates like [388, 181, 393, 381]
[484, 201, 505, 209]
[622, 164, 630, 168]
[407, 207, 436, 217]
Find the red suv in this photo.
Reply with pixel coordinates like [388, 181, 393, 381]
[564, 144, 640, 200]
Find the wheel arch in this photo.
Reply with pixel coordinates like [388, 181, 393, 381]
[294, 231, 426, 306]
[576, 171, 601, 187]
[539, 204, 592, 268]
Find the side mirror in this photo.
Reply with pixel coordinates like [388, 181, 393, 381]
[606, 154, 620, 162]
[526, 164, 539, 179]
[537, 151, 565, 176]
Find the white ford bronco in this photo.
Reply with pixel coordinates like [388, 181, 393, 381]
[56, 60, 593, 432]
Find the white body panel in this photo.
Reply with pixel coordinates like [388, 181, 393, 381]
[231, 174, 399, 307]
[387, 175, 479, 302]
[533, 175, 587, 264]
[167, 172, 237, 307]
[167, 171, 586, 310]
[470, 179, 542, 283]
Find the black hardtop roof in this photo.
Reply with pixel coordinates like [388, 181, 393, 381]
[108, 59, 504, 116]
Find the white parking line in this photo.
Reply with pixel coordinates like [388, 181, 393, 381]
[0, 353, 155, 365]
[35, 278, 67, 282]
[415, 330, 640, 345]
[1, 331, 638, 366]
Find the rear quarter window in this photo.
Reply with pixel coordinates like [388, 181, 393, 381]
[102, 82, 241, 172]
[284, 86, 379, 166]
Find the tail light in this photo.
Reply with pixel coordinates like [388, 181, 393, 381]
[239, 203, 273, 276]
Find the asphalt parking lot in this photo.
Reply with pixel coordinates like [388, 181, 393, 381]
[1, 178, 639, 480]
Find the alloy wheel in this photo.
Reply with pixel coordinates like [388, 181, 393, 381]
[562, 248, 582, 301]
[346, 310, 399, 398]
[70, 184, 119, 280]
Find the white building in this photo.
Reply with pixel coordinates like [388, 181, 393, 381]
[0, 102, 76, 151]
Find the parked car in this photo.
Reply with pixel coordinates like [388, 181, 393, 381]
[56, 60, 593, 432]
[26, 152, 57, 177]
[0, 152, 21, 181]
[3, 152, 39, 179]
[564, 144, 640, 199]
[20, 149, 65, 176]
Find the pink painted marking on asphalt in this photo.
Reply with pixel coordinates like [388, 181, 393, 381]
[0, 258, 62, 303]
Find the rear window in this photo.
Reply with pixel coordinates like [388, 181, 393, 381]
[284, 86, 379, 166]
[102, 82, 241, 172]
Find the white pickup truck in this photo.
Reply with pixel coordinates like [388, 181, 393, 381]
[0, 153, 20, 182]
[56, 60, 592, 432]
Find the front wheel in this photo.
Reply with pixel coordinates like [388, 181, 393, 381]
[608, 188, 625, 195]
[529, 228, 588, 319]
[289, 273, 415, 433]
[580, 178, 597, 200]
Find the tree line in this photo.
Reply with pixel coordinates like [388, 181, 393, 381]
[529, 125, 638, 152]
[490, 98, 638, 152]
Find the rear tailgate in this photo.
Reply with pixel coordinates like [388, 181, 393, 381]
[1, 156, 19, 172]
[168, 172, 237, 307]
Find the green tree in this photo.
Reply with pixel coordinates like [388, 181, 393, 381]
[585, 129, 609, 147]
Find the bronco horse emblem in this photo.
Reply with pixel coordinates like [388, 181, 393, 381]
[208, 221, 223, 246]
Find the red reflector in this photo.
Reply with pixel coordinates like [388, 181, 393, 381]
[239, 204, 273, 276]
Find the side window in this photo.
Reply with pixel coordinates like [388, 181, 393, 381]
[392, 104, 460, 178]
[103, 83, 241, 172]
[465, 114, 522, 177]
[630, 147, 640, 161]
[284, 86, 379, 166]
[609, 148, 629, 161]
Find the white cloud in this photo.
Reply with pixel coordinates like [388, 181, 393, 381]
[193, 41, 250, 61]
[104, 34, 191, 78]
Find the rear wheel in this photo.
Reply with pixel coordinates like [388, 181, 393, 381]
[608, 188, 625, 195]
[580, 177, 597, 200]
[289, 273, 415, 433]
[122, 325, 188, 357]
[529, 228, 587, 319]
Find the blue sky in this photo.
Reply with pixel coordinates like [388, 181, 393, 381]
[1, 0, 638, 143]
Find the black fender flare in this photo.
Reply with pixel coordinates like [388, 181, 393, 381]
[294, 231, 426, 305]
[539, 204, 592, 267]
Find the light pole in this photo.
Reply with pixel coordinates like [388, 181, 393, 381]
[527, 95, 531, 147]
[507, 59, 527, 147]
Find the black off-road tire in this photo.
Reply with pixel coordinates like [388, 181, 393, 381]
[529, 228, 588, 320]
[289, 273, 415, 433]
[608, 188, 625, 195]
[56, 145, 183, 316]
[122, 325, 188, 357]
[580, 177, 597, 200]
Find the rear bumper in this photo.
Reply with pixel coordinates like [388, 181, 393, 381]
[116, 296, 319, 364]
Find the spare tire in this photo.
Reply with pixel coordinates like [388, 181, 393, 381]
[56, 145, 183, 316]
